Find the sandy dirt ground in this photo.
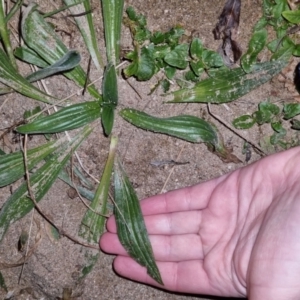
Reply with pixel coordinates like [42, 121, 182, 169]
[0, 0, 298, 299]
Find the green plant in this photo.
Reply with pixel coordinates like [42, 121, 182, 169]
[1, 0, 300, 290]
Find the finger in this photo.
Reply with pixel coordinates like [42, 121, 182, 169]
[113, 256, 234, 297]
[140, 177, 222, 216]
[100, 232, 204, 261]
[106, 210, 202, 234]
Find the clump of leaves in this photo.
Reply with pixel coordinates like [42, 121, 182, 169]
[233, 101, 300, 150]
[123, 6, 224, 88]
[230, 0, 300, 152]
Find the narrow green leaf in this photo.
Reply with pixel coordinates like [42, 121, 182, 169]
[241, 29, 267, 73]
[16, 101, 101, 134]
[232, 115, 256, 129]
[5, 0, 24, 23]
[114, 160, 163, 285]
[80, 251, 100, 279]
[14, 46, 49, 68]
[0, 140, 61, 187]
[21, 3, 102, 101]
[120, 109, 241, 163]
[102, 63, 118, 106]
[170, 60, 287, 103]
[120, 108, 218, 144]
[102, 0, 124, 64]
[101, 106, 115, 136]
[26, 50, 81, 82]
[79, 136, 117, 243]
[63, 0, 104, 70]
[0, 47, 55, 103]
[0, 1, 17, 68]
[58, 169, 95, 202]
[0, 271, 7, 292]
[0, 126, 92, 242]
[102, 63, 118, 135]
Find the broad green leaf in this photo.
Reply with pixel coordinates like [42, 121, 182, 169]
[259, 101, 280, 115]
[164, 65, 176, 79]
[282, 10, 300, 24]
[102, 0, 124, 64]
[21, 3, 102, 101]
[164, 43, 189, 69]
[190, 60, 205, 77]
[0, 126, 92, 242]
[272, 120, 285, 133]
[79, 136, 117, 243]
[190, 38, 203, 60]
[170, 60, 287, 103]
[63, 0, 104, 70]
[293, 44, 300, 56]
[26, 50, 81, 82]
[263, 0, 290, 27]
[253, 101, 281, 124]
[14, 46, 48, 68]
[164, 26, 185, 47]
[150, 31, 165, 44]
[202, 49, 223, 68]
[241, 29, 267, 73]
[0, 140, 61, 187]
[271, 38, 295, 61]
[232, 115, 256, 129]
[185, 70, 200, 82]
[124, 45, 156, 80]
[0, 47, 55, 103]
[161, 79, 170, 92]
[114, 160, 163, 285]
[270, 121, 286, 145]
[16, 101, 101, 134]
[283, 103, 300, 119]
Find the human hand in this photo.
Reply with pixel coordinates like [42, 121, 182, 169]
[100, 147, 300, 299]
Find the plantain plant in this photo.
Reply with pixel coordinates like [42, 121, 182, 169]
[0, 0, 299, 289]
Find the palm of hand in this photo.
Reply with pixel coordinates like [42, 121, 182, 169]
[100, 148, 300, 299]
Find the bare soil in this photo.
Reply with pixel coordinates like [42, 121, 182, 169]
[0, 0, 297, 299]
